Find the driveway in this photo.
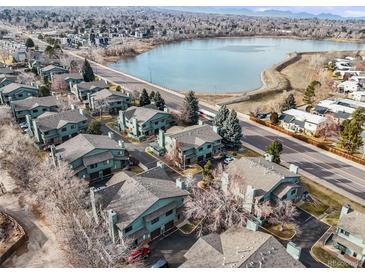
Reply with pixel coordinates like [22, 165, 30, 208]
[279, 208, 329, 268]
[145, 230, 198, 268]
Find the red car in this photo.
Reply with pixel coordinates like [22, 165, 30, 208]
[128, 247, 151, 264]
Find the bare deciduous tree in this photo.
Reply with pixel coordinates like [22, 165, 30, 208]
[316, 115, 339, 140]
[264, 200, 299, 232]
[165, 140, 182, 167]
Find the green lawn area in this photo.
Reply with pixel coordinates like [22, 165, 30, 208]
[300, 176, 365, 217]
[181, 165, 203, 176]
[180, 223, 195, 234]
[323, 210, 341, 226]
[263, 223, 295, 240]
[300, 201, 329, 218]
[311, 245, 352, 268]
[228, 146, 260, 159]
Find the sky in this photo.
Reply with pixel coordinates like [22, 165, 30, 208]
[251, 6, 365, 17]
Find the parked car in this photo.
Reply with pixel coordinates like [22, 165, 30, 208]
[256, 112, 267, 119]
[151, 257, 169, 268]
[223, 155, 235, 165]
[128, 247, 151, 264]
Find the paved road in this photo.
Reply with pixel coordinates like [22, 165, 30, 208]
[85, 61, 365, 204]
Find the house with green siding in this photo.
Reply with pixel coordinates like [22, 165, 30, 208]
[27, 108, 88, 147]
[150, 123, 223, 167]
[0, 83, 39, 105]
[118, 105, 174, 140]
[62, 73, 84, 90]
[222, 157, 306, 218]
[11, 96, 61, 122]
[326, 204, 365, 267]
[90, 163, 189, 244]
[51, 133, 129, 183]
[71, 80, 108, 101]
[88, 89, 131, 115]
[39, 64, 69, 81]
[0, 74, 16, 88]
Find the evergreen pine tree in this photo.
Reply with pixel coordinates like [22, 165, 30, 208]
[202, 160, 213, 182]
[139, 89, 151, 106]
[266, 140, 283, 164]
[154, 91, 165, 110]
[338, 108, 365, 154]
[181, 91, 199, 125]
[213, 105, 230, 137]
[149, 90, 156, 100]
[281, 94, 297, 112]
[86, 120, 102, 135]
[25, 38, 35, 48]
[222, 109, 242, 148]
[82, 59, 95, 82]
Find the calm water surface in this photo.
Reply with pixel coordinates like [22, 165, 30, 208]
[109, 37, 365, 93]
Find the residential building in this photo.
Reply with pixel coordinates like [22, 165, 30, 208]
[28, 109, 88, 146]
[39, 65, 69, 81]
[51, 133, 129, 183]
[337, 80, 360, 93]
[71, 80, 108, 101]
[90, 163, 189, 244]
[280, 109, 326, 135]
[150, 123, 223, 167]
[62, 73, 84, 90]
[326, 204, 365, 267]
[10, 96, 61, 122]
[351, 91, 365, 102]
[0, 74, 16, 88]
[118, 105, 173, 140]
[88, 89, 131, 115]
[0, 83, 39, 105]
[222, 156, 306, 215]
[180, 226, 304, 268]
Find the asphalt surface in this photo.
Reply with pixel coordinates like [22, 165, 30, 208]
[85, 61, 365, 204]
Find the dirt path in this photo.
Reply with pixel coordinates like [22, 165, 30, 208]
[0, 193, 68, 267]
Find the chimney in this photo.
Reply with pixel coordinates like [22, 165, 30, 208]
[50, 145, 58, 166]
[286, 241, 302, 261]
[79, 108, 84, 116]
[158, 129, 165, 148]
[212, 125, 218, 133]
[264, 153, 274, 162]
[340, 204, 352, 219]
[70, 104, 75, 110]
[118, 110, 126, 130]
[108, 131, 114, 140]
[157, 161, 165, 170]
[221, 172, 229, 194]
[289, 164, 299, 174]
[176, 178, 186, 190]
[118, 139, 125, 149]
[246, 218, 259, 232]
[107, 209, 118, 243]
[163, 106, 169, 113]
[90, 187, 100, 224]
[198, 119, 204, 125]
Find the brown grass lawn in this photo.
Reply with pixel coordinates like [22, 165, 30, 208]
[311, 245, 352, 268]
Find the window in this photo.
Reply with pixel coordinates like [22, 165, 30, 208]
[125, 226, 133, 233]
[198, 147, 203, 151]
[155, 121, 158, 125]
[151, 217, 159, 224]
[61, 127, 67, 132]
[291, 189, 297, 195]
[32, 109, 38, 113]
[165, 209, 173, 216]
[90, 163, 97, 169]
[70, 125, 75, 129]
[42, 108, 47, 111]
[207, 144, 212, 149]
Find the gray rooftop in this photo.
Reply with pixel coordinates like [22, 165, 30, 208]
[123, 105, 168, 124]
[11, 96, 60, 111]
[77, 80, 107, 90]
[166, 124, 222, 148]
[35, 109, 87, 132]
[41, 64, 68, 73]
[180, 226, 304, 268]
[91, 89, 129, 101]
[95, 166, 189, 231]
[62, 73, 83, 81]
[226, 157, 299, 192]
[0, 83, 38, 94]
[338, 210, 365, 240]
[56, 133, 121, 163]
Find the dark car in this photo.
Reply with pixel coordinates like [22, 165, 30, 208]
[151, 257, 169, 268]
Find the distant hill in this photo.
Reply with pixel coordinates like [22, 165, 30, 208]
[157, 7, 364, 20]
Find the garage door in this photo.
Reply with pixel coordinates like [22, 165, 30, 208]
[164, 220, 174, 232]
[150, 228, 161, 240]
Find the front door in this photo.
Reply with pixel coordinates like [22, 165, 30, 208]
[164, 220, 174, 232]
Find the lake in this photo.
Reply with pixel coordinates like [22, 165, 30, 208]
[108, 37, 365, 93]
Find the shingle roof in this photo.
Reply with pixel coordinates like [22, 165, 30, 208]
[77, 80, 107, 90]
[11, 96, 60, 111]
[56, 133, 121, 163]
[180, 226, 304, 268]
[41, 65, 68, 73]
[91, 89, 129, 101]
[226, 157, 299, 193]
[338, 210, 365, 240]
[35, 109, 87, 132]
[95, 166, 189, 231]
[123, 105, 168, 124]
[62, 73, 83, 81]
[166, 124, 222, 148]
[0, 83, 38, 94]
